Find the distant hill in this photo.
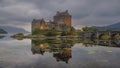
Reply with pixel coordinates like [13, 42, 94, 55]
[94, 22, 120, 31]
[107, 22, 120, 28]
[0, 28, 7, 34]
[0, 26, 29, 34]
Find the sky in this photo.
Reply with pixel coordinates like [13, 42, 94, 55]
[0, 0, 120, 32]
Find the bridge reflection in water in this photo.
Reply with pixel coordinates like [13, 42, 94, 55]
[31, 38, 120, 63]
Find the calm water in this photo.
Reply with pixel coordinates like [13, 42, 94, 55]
[0, 36, 120, 68]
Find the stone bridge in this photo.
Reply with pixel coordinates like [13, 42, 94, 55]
[82, 30, 120, 39]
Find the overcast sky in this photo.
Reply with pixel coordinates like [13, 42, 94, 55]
[0, 0, 120, 31]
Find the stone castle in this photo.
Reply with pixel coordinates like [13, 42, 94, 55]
[32, 10, 72, 32]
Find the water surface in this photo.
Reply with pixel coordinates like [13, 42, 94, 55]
[0, 36, 120, 68]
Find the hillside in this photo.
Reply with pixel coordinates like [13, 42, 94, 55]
[0, 28, 7, 34]
[94, 22, 120, 31]
[0, 26, 29, 34]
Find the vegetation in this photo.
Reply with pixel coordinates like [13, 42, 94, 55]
[60, 27, 78, 36]
[11, 33, 24, 38]
[81, 26, 98, 32]
[45, 31, 57, 36]
[10, 33, 24, 40]
[101, 34, 110, 41]
[69, 27, 78, 36]
[32, 27, 78, 36]
[61, 31, 67, 36]
[32, 28, 41, 35]
[0, 28, 7, 34]
[114, 34, 120, 39]
[77, 32, 83, 36]
[16, 33, 23, 35]
[32, 39, 80, 46]
[32, 28, 56, 36]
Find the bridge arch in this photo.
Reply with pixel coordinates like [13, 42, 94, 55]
[90, 33, 96, 39]
[99, 33, 109, 40]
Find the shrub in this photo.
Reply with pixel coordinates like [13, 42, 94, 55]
[45, 31, 57, 36]
[101, 34, 110, 41]
[114, 34, 120, 39]
[61, 31, 67, 36]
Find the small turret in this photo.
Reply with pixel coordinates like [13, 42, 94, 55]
[65, 10, 68, 13]
[57, 11, 60, 14]
[41, 18, 45, 23]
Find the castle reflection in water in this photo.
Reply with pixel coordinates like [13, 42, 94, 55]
[31, 39, 77, 63]
[31, 38, 120, 63]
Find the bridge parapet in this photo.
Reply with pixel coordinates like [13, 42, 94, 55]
[82, 31, 120, 39]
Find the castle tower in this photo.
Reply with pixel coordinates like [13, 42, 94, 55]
[31, 19, 41, 32]
[53, 10, 72, 27]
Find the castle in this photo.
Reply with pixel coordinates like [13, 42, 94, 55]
[32, 10, 72, 32]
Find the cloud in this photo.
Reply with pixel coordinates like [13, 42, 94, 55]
[0, 0, 120, 31]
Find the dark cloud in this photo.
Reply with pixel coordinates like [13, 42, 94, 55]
[0, 0, 120, 31]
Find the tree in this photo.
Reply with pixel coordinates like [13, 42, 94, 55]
[60, 27, 78, 36]
[68, 27, 78, 36]
[32, 28, 41, 35]
[61, 31, 67, 36]
[101, 34, 110, 41]
[17, 33, 24, 36]
[82, 26, 98, 32]
[45, 31, 57, 36]
[0, 28, 7, 34]
[114, 34, 120, 39]
[11, 33, 24, 39]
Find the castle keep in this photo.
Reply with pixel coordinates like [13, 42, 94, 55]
[32, 10, 72, 32]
